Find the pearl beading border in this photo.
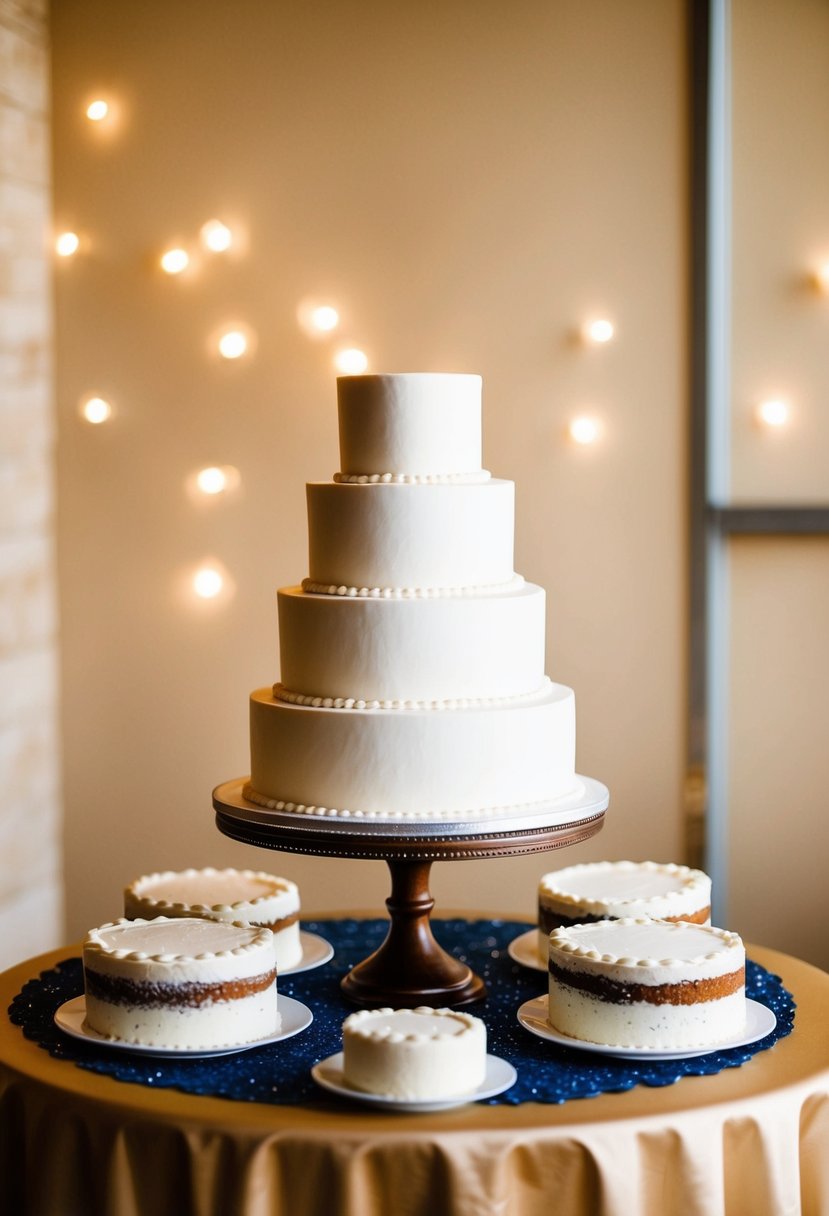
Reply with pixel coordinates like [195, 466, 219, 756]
[127, 868, 299, 915]
[549, 918, 744, 967]
[333, 470, 491, 485]
[272, 677, 551, 712]
[301, 574, 524, 599]
[240, 782, 570, 822]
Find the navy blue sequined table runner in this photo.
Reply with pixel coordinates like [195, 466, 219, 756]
[8, 918, 794, 1106]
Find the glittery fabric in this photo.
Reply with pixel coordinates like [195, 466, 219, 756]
[7, 919, 795, 1105]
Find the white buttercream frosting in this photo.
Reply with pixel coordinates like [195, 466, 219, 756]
[539, 860, 711, 920]
[342, 1006, 486, 1098]
[279, 581, 544, 703]
[300, 574, 524, 599]
[273, 677, 551, 712]
[547, 918, 746, 1049]
[336, 373, 482, 477]
[248, 681, 576, 818]
[83, 917, 279, 1049]
[334, 470, 491, 485]
[306, 479, 515, 593]
[124, 869, 302, 970]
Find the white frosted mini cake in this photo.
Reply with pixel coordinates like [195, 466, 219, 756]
[342, 1006, 487, 1099]
[240, 372, 599, 827]
[537, 860, 711, 963]
[124, 868, 302, 970]
[82, 917, 279, 1049]
[547, 918, 745, 1050]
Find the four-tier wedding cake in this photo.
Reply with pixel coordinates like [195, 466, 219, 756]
[241, 372, 607, 828]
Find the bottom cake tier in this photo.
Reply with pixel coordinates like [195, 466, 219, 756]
[246, 681, 577, 821]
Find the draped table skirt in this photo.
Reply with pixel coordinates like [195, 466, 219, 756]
[1, 921, 827, 1216]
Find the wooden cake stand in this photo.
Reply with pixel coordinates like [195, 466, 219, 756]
[213, 778, 607, 1008]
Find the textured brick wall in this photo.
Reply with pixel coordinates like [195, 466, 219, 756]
[0, 0, 62, 968]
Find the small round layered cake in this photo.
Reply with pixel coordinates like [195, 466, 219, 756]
[547, 918, 745, 1050]
[342, 1006, 487, 1099]
[537, 860, 711, 962]
[124, 868, 302, 970]
[83, 917, 279, 1049]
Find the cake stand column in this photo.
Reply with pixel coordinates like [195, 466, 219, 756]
[340, 857, 487, 1008]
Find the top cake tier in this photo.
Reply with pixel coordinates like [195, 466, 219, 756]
[336, 373, 485, 480]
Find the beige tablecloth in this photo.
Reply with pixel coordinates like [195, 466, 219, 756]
[1, 930, 827, 1216]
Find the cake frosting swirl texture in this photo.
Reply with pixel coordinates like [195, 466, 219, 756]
[245, 372, 588, 823]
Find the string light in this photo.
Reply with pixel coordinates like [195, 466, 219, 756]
[56, 232, 80, 257]
[200, 220, 233, 252]
[755, 399, 790, 429]
[334, 348, 369, 374]
[310, 305, 339, 332]
[568, 416, 601, 445]
[218, 330, 248, 359]
[583, 318, 615, 344]
[195, 466, 240, 495]
[86, 99, 109, 122]
[193, 566, 224, 599]
[80, 397, 112, 425]
[160, 248, 189, 275]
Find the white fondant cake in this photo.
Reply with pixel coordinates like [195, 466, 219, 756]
[244, 372, 592, 824]
[82, 917, 279, 1049]
[537, 860, 711, 962]
[124, 868, 302, 971]
[547, 918, 746, 1050]
[342, 1006, 487, 1098]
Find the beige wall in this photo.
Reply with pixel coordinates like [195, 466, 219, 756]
[0, 0, 62, 967]
[51, 0, 687, 947]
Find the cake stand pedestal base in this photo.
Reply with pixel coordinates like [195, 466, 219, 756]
[212, 777, 608, 1009]
[340, 858, 486, 1008]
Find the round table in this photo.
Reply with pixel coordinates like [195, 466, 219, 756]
[1, 924, 827, 1216]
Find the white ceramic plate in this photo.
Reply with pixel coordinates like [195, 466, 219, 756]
[311, 1052, 517, 1112]
[281, 930, 334, 975]
[54, 993, 313, 1058]
[507, 927, 546, 972]
[516, 995, 777, 1060]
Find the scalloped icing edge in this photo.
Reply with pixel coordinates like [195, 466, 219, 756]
[538, 860, 710, 908]
[333, 470, 491, 485]
[548, 917, 744, 967]
[272, 677, 551, 712]
[300, 573, 525, 598]
[126, 868, 299, 914]
[240, 782, 578, 823]
[85, 916, 273, 963]
[343, 1006, 482, 1041]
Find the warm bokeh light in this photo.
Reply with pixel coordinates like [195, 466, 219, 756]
[160, 248, 189, 275]
[815, 262, 829, 294]
[583, 318, 615, 344]
[568, 416, 601, 445]
[196, 465, 241, 495]
[311, 305, 339, 332]
[755, 399, 790, 429]
[86, 99, 109, 122]
[80, 397, 112, 425]
[193, 566, 224, 599]
[200, 220, 233, 252]
[56, 232, 80, 257]
[218, 330, 248, 359]
[334, 347, 369, 374]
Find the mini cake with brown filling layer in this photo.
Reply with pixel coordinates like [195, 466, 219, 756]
[83, 917, 279, 1049]
[547, 918, 745, 1050]
[124, 868, 302, 970]
[537, 860, 711, 963]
